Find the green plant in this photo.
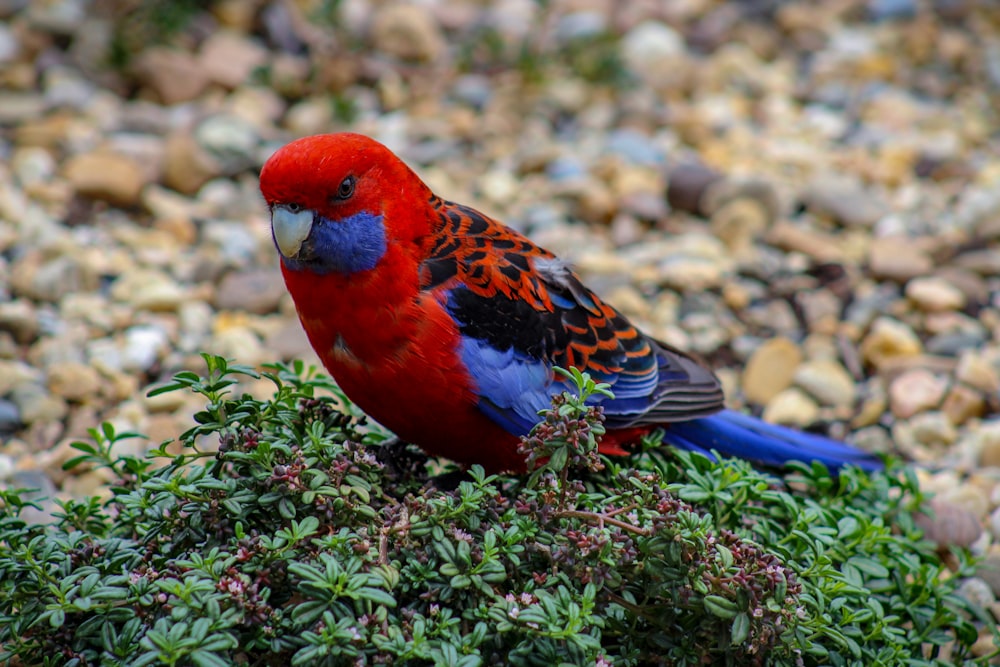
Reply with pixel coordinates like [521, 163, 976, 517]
[0, 355, 992, 665]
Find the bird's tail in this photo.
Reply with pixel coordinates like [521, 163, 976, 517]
[662, 409, 884, 473]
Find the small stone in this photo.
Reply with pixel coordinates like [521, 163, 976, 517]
[957, 577, 995, 611]
[765, 223, 843, 263]
[976, 423, 1000, 468]
[916, 497, 983, 549]
[956, 351, 1000, 394]
[194, 114, 259, 174]
[371, 4, 445, 62]
[0, 299, 40, 344]
[134, 47, 209, 105]
[799, 176, 888, 228]
[215, 269, 285, 315]
[264, 320, 319, 362]
[209, 326, 266, 367]
[621, 21, 686, 86]
[762, 387, 821, 427]
[907, 411, 958, 448]
[47, 362, 102, 404]
[198, 30, 268, 89]
[6, 470, 57, 525]
[742, 337, 803, 404]
[889, 369, 947, 418]
[0, 360, 44, 396]
[860, 317, 923, 369]
[869, 237, 934, 281]
[10, 254, 94, 303]
[793, 359, 857, 408]
[9, 383, 68, 425]
[163, 131, 222, 196]
[666, 161, 723, 216]
[122, 325, 170, 373]
[62, 150, 147, 207]
[0, 400, 21, 435]
[111, 269, 186, 312]
[942, 384, 986, 425]
[905, 276, 965, 312]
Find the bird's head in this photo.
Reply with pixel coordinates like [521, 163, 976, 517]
[259, 132, 431, 275]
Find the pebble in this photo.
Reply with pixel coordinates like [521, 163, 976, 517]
[215, 268, 286, 314]
[122, 325, 169, 373]
[916, 497, 983, 550]
[198, 30, 268, 89]
[799, 177, 888, 228]
[370, 4, 445, 62]
[888, 369, 948, 418]
[741, 337, 803, 404]
[47, 361, 102, 403]
[860, 317, 923, 369]
[762, 387, 821, 427]
[868, 237, 934, 282]
[134, 47, 209, 105]
[793, 359, 857, 408]
[0, 400, 21, 435]
[905, 276, 966, 312]
[0, 299, 40, 344]
[9, 383, 68, 425]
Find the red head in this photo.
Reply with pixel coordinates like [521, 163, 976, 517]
[259, 133, 434, 275]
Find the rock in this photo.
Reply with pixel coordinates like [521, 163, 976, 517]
[264, 319, 318, 362]
[916, 497, 983, 549]
[111, 269, 186, 312]
[977, 423, 1000, 468]
[742, 337, 803, 404]
[762, 388, 821, 427]
[0, 299, 40, 344]
[860, 317, 923, 369]
[134, 47, 209, 105]
[888, 369, 947, 418]
[63, 150, 147, 206]
[956, 351, 1000, 394]
[163, 130, 222, 195]
[942, 384, 986, 425]
[666, 161, 723, 216]
[799, 176, 888, 228]
[10, 254, 94, 303]
[209, 326, 266, 367]
[957, 577, 995, 611]
[869, 237, 934, 281]
[0, 400, 21, 435]
[907, 411, 958, 448]
[905, 276, 965, 312]
[371, 4, 445, 62]
[793, 359, 857, 408]
[194, 114, 259, 174]
[215, 268, 286, 314]
[0, 93, 45, 124]
[47, 362, 102, 404]
[122, 325, 169, 373]
[198, 30, 268, 89]
[621, 21, 686, 86]
[9, 383, 68, 425]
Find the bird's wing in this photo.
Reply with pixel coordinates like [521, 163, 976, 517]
[419, 198, 725, 435]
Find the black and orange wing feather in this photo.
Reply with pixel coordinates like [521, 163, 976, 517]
[419, 197, 724, 435]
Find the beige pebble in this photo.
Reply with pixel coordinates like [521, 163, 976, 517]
[762, 387, 820, 427]
[942, 384, 986, 425]
[869, 237, 934, 281]
[889, 369, 947, 418]
[956, 350, 1000, 394]
[905, 276, 966, 312]
[977, 423, 1000, 468]
[198, 30, 268, 89]
[793, 358, 856, 408]
[371, 4, 445, 62]
[915, 497, 984, 549]
[134, 47, 209, 105]
[861, 317, 923, 369]
[907, 411, 958, 449]
[47, 362, 102, 404]
[742, 337, 803, 404]
[62, 150, 147, 207]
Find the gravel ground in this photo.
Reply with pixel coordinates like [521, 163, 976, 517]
[2, 0, 1000, 623]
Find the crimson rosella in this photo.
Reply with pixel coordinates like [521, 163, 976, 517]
[259, 132, 883, 474]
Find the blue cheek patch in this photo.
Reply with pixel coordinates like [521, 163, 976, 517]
[284, 211, 387, 275]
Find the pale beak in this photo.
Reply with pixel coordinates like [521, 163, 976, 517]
[271, 205, 314, 258]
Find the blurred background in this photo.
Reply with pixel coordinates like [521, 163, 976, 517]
[1, 0, 1000, 534]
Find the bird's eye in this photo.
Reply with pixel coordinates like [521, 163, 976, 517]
[286, 202, 303, 213]
[335, 176, 356, 201]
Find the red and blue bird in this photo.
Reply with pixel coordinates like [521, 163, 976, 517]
[259, 133, 882, 475]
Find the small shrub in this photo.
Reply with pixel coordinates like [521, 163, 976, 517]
[0, 356, 991, 665]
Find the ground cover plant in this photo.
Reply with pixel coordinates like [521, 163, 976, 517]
[0, 356, 993, 666]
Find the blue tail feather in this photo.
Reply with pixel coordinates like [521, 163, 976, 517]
[662, 409, 883, 472]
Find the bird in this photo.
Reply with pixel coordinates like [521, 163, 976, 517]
[259, 132, 883, 475]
